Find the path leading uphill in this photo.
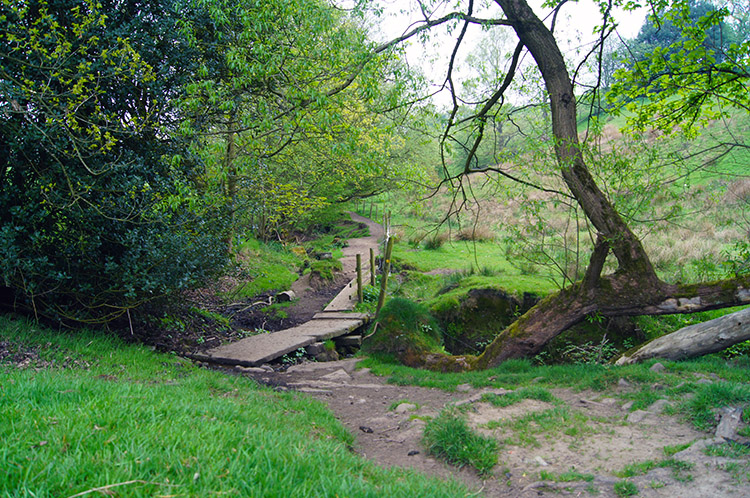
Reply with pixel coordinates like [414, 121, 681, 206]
[193, 212, 383, 367]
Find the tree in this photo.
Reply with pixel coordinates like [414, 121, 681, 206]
[178, 0, 417, 245]
[356, 0, 750, 369]
[0, 0, 225, 324]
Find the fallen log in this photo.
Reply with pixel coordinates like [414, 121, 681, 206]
[615, 307, 750, 365]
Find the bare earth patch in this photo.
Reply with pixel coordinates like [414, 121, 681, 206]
[235, 359, 750, 497]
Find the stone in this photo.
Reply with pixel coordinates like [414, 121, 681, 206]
[621, 401, 634, 411]
[626, 410, 649, 423]
[650, 362, 666, 373]
[359, 426, 374, 433]
[313, 349, 339, 362]
[276, 290, 296, 302]
[320, 368, 351, 382]
[534, 456, 549, 467]
[305, 342, 326, 355]
[456, 383, 473, 393]
[334, 335, 362, 347]
[234, 365, 266, 374]
[647, 399, 671, 413]
[394, 403, 418, 414]
[618, 378, 631, 388]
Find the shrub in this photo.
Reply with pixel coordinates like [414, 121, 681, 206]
[423, 232, 450, 250]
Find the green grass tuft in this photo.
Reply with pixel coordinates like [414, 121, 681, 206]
[422, 408, 499, 477]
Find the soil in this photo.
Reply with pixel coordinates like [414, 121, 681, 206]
[234, 359, 750, 497]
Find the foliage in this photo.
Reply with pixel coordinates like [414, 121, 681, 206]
[422, 408, 499, 476]
[0, 0, 225, 323]
[608, 0, 750, 135]
[178, 0, 421, 243]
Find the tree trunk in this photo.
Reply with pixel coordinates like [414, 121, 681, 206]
[462, 0, 750, 370]
[615, 307, 750, 365]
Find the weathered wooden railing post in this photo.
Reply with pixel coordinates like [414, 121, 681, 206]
[376, 236, 394, 315]
[356, 253, 363, 303]
[369, 247, 375, 286]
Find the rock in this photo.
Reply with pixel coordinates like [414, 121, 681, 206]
[407, 450, 420, 456]
[600, 398, 618, 405]
[305, 342, 326, 355]
[235, 365, 266, 374]
[647, 399, 671, 413]
[715, 406, 744, 440]
[534, 456, 549, 466]
[359, 426, 374, 434]
[456, 383, 473, 393]
[626, 409, 649, 423]
[697, 378, 712, 385]
[618, 378, 631, 388]
[316, 252, 333, 260]
[313, 349, 339, 362]
[650, 362, 666, 373]
[353, 367, 371, 377]
[335, 335, 362, 347]
[260, 365, 274, 372]
[320, 368, 351, 381]
[276, 290, 296, 302]
[394, 403, 417, 414]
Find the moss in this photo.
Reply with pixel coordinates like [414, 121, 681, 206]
[362, 298, 444, 363]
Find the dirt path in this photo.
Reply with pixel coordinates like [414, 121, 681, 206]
[236, 360, 750, 497]
[282, 212, 383, 323]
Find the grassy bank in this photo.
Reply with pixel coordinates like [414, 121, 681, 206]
[0, 316, 468, 497]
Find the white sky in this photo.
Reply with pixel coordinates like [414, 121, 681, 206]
[357, 0, 647, 108]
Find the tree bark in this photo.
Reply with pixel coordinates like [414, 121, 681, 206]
[615, 307, 750, 365]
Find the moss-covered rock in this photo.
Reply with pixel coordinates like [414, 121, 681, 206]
[362, 298, 444, 363]
[431, 287, 540, 355]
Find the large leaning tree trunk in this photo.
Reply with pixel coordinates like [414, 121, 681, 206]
[466, 0, 750, 370]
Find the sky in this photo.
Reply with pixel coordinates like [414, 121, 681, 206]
[351, 0, 648, 108]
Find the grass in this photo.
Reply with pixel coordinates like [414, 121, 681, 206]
[422, 408, 499, 477]
[704, 441, 750, 459]
[616, 459, 694, 481]
[539, 469, 595, 482]
[613, 480, 639, 497]
[486, 406, 594, 447]
[0, 316, 469, 497]
[481, 386, 559, 407]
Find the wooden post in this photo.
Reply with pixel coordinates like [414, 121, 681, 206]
[376, 237, 394, 315]
[369, 202, 373, 218]
[356, 254, 363, 303]
[369, 247, 375, 286]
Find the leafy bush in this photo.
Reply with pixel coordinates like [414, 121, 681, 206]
[0, 0, 225, 324]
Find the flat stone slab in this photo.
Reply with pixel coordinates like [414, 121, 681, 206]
[324, 278, 360, 311]
[194, 318, 366, 367]
[313, 312, 370, 321]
